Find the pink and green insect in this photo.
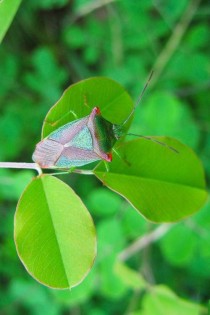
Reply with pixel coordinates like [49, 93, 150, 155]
[32, 106, 125, 169]
[32, 74, 177, 169]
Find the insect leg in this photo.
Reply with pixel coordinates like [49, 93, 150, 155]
[127, 134, 179, 153]
[48, 167, 76, 176]
[104, 160, 110, 172]
[44, 110, 78, 127]
[113, 148, 131, 166]
[83, 95, 91, 109]
[70, 110, 78, 119]
[97, 161, 110, 184]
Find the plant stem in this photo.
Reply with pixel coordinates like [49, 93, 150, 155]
[0, 162, 42, 175]
[151, 0, 201, 87]
[71, 0, 118, 23]
[0, 162, 94, 176]
[118, 223, 172, 261]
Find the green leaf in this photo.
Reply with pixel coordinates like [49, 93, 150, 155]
[133, 92, 200, 149]
[187, 200, 210, 277]
[89, 309, 107, 315]
[42, 77, 133, 138]
[154, 0, 188, 24]
[97, 218, 126, 257]
[114, 261, 147, 290]
[51, 269, 95, 307]
[9, 279, 60, 315]
[0, 169, 33, 201]
[63, 25, 86, 49]
[159, 224, 197, 266]
[121, 205, 147, 239]
[99, 254, 127, 299]
[14, 175, 96, 289]
[86, 187, 123, 217]
[0, 50, 19, 97]
[134, 285, 206, 315]
[185, 24, 209, 50]
[24, 47, 68, 103]
[94, 138, 207, 222]
[168, 51, 209, 85]
[97, 218, 127, 298]
[0, 102, 23, 160]
[0, 0, 21, 43]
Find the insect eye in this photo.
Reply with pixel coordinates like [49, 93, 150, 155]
[107, 153, 112, 162]
[95, 107, 101, 115]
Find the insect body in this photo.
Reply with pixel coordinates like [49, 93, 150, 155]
[32, 107, 124, 169]
[33, 73, 177, 170]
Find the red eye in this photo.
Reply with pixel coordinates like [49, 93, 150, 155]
[107, 153, 112, 162]
[95, 107, 101, 115]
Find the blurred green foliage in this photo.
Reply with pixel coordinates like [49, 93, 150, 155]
[0, 0, 210, 314]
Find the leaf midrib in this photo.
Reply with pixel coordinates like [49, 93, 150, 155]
[40, 177, 69, 288]
[94, 170, 206, 192]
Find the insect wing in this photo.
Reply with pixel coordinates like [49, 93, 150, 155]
[48, 117, 89, 144]
[32, 138, 63, 168]
[33, 115, 101, 168]
[55, 146, 101, 168]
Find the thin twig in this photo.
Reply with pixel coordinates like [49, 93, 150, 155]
[71, 0, 118, 23]
[151, 0, 201, 87]
[118, 223, 172, 261]
[108, 5, 123, 66]
[0, 162, 42, 175]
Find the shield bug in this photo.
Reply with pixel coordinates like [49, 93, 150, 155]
[32, 72, 177, 170]
[32, 106, 125, 169]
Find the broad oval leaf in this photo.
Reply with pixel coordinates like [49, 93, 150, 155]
[94, 137, 207, 222]
[14, 175, 96, 289]
[42, 77, 133, 138]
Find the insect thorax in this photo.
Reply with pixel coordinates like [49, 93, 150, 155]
[94, 116, 124, 153]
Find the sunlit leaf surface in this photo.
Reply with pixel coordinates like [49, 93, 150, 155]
[14, 175, 96, 289]
[95, 137, 207, 222]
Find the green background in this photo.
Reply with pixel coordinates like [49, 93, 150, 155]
[0, 0, 210, 314]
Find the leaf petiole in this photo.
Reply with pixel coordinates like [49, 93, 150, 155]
[0, 162, 42, 175]
[0, 162, 94, 176]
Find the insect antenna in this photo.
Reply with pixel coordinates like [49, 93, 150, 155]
[122, 70, 154, 126]
[135, 70, 154, 109]
[121, 71, 178, 153]
[127, 133, 179, 153]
